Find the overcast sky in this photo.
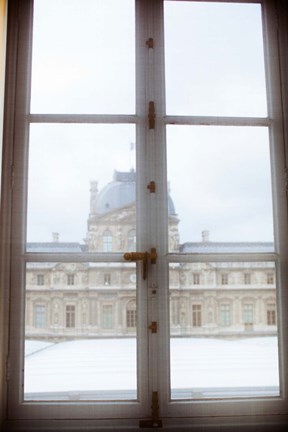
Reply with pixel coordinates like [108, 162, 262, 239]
[27, 0, 274, 245]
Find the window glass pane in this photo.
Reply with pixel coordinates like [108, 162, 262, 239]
[169, 262, 279, 399]
[27, 124, 135, 247]
[167, 126, 274, 247]
[31, 0, 135, 114]
[164, 2, 267, 116]
[25, 262, 137, 401]
[34, 305, 46, 328]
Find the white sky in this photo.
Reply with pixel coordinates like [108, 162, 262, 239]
[27, 0, 274, 245]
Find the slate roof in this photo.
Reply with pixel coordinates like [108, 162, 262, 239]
[26, 243, 84, 253]
[180, 242, 275, 254]
[26, 241, 275, 254]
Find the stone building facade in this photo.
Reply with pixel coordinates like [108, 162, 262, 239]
[25, 171, 277, 340]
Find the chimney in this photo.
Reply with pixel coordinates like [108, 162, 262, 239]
[202, 230, 209, 242]
[52, 232, 59, 243]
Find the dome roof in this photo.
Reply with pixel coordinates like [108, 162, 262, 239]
[96, 170, 176, 216]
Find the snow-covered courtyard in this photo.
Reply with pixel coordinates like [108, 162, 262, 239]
[24, 337, 279, 400]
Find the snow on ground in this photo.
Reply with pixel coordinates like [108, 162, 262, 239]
[25, 340, 54, 357]
[170, 337, 279, 390]
[24, 337, 279, 398]
[25, 338, 137, 394]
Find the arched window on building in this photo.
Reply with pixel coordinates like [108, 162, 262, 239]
[103, 229, 113, 252]
[220, 303, 231, 327]
[243, 303, 254, 331]
[34, 304, 46, 329]
[126, 300, 137, 330]
[127, 229, 136, 252]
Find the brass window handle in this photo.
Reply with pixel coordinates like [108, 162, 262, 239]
[123, 248, 157, 280]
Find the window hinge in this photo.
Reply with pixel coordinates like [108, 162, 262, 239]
[148, 321, 157, 334]
[139, 391, 162, 428]
[145, 37, 154, 49]
[147, 181, 156, 193]
[148, 101, 156, 129]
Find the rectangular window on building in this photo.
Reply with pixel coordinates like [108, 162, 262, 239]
[221, 274, 228, 285]
[104, 273, 111, 286]
[67, 274, 75, 286]
[66, 305, 76, 328]
[192, 304, 202, 327]
[102, 305, 113, 329]
[36, 274, 44, 286]
[267, 273, 274, 284]
[244, 273, 251, 285]
[267, 303, 276, 325]
[34, 305, 46, 328]
[220, 304, 231, 326]
[193, 273, 200, 285]
[103, 230, 113, 253]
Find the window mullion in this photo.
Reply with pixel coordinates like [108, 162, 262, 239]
[147, 0, 171, 418]
[165, 115, 271, 127]
[29, 114, 137, 124]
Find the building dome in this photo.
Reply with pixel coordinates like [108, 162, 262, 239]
[95, 170, 176, 215]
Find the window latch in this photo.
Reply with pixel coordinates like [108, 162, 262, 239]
[139, 391, 162, 428]
[123, 248, 157, 280]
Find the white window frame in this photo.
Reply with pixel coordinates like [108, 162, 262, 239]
[2, 0, 150, 425]
[155, 0, 288, 423]
[1, 0, 288, 430]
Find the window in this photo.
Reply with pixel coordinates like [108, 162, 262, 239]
[220, 304, 231, 327]
[126, 301, 137, 329]
[267, 303, 276, 325]
[2, 0, 288, 430]
[243, 303, 254, 327]
[104, 273, 111, 286]
[267, 272, 274, 285]
[127, 229, 136, 252]
[36, 274, 44, 286]
[67, 274, 75, 286]
[102, 305, 113, 330]
[192, 304, 202, 327]
[244, 273, 251, 285]
[65, 305, 76, 328]
[103, 229, 113, 252]
[192, 273, 200, 285]
[34, 304, 46, 328]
